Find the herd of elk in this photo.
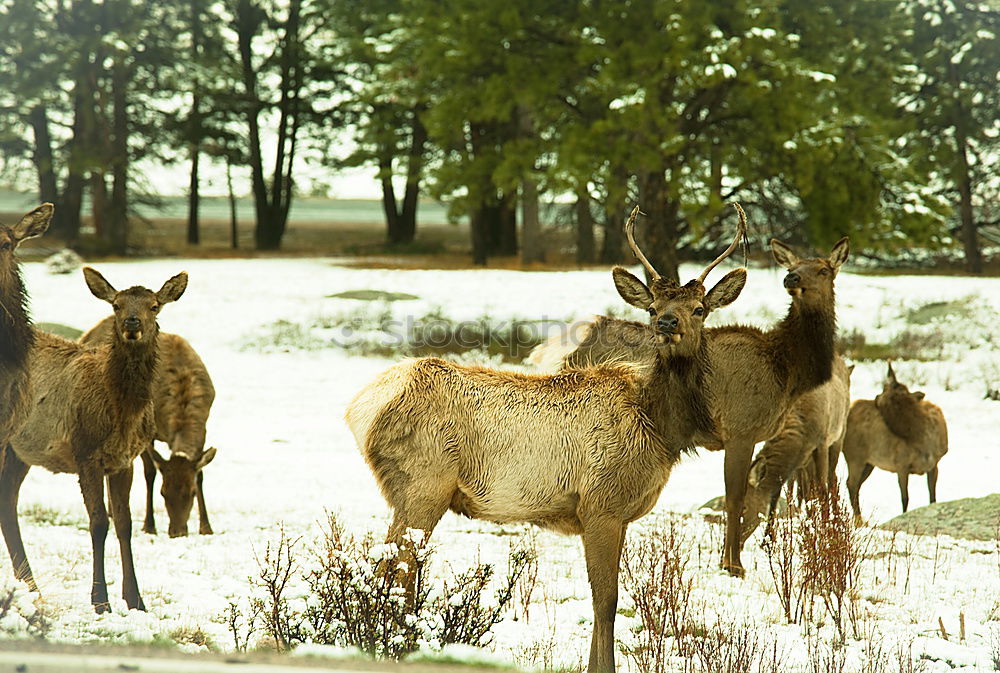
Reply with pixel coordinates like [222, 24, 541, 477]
[1, 200, 956, 669]
[81, 318, 218, 538]
[530, 215, 850, 575]
[346, 206, 748, 673]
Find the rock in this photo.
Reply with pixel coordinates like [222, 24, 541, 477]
[45, 248, 83, 275]
[880, 494, 1000, 541]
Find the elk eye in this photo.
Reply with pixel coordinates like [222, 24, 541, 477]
[647, 307, 657, 316]
[0, 242, 11, 251]
[150, 304, 160, 312]
[112, 303, 122, 312]
[693, 306, 704, 316]
[819, 268, 829, 275]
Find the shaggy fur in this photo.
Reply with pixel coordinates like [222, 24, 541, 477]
[81, 317, 217, 538]
[1, 267, 187, 614]
[843, 364, 948, 518]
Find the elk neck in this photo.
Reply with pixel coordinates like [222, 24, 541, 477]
[640, 342, 716, 459]
[107, 329, 159, 415]
[0, 267, 34, 369]
[773, 296, 836, 398]
[876, 393, 929, 443]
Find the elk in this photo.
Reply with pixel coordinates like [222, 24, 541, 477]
[345, 207, 747, 673]
[2, 267, 187, 613]
[843, 363, 948, 521]
[80, 317, 217, 538]
[740, 358, 853, 542]
[532, 225, 849, 576]
[0, 204, 52, 452]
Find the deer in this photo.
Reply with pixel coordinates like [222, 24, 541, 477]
[843, 362, 948, 522]
[1, 266, 188, 613]
[0, 204, 53, 453]
[345, 206, 747, 673]
[80, 317, 217, 538]
[531, 220, 849, 576]
[739, 358, 853, 542]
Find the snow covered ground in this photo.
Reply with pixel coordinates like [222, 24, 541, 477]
[2, 256, 999, 671]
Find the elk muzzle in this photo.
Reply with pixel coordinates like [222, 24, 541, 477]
[122, 316, 143, 340]
[656, 314, 683, 344]
[783, 273, 803, 297]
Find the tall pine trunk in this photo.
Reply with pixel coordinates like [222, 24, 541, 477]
[637, 171, 680, 284]
[574, 189, 595, 264]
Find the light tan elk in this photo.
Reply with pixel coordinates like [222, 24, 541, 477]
[0, 204, 52, 451]
[81, 317, 217, 537]
[533, 224, 849, 576]
[740, 357, 853, 542]
[345, 207, 747, 673]
[2, 267, 187, 613]
[843, 363, 948, 520]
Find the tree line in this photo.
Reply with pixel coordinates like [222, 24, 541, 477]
[0, 0, 997, 277]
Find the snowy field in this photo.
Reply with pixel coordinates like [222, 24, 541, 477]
[2, 256, 999, 671]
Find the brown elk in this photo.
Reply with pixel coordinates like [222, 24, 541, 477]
[533, 227, 849, 576]
[345, 207, 747, 673]
[80, 317, 217, 538]
[740, 358, 853, 542]
[843, 363, 948, 521]
[2, 267, 187, 613]
[0, 204, 52, 452]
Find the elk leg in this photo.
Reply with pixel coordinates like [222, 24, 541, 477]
[827, 439, 844, 492]
[196, 470, 212, 535]
[140, 449, 156, 535]
[722, 442, 753, 577]
[897, 472, 910, 513]
[78, 462, 111, 613]
[846, 462, 874, 524]
[385, 487, 452, 599]
[108, 466, 145, 611]
[581, 515, 625, 673]
[927, 467, 938, 505]
[0, 446, 37, 590]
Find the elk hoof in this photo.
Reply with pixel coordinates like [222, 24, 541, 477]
[94, 601, 111, 615]
[200, 525, 214, 535]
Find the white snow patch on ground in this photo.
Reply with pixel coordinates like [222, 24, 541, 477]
[2, 258, 998, 671]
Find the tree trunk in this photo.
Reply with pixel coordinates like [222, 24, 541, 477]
[187, 117, 201, 245]
[521, 179, 543, 264]
[107, 57, 129, 255]
[497, 193, 517, 256]
[574, 189, 595, 264]
[226, 158, 238, 249]
[638, 171, 680, 283]
[380, 153, 402, 244]
[950, 65, 981, 273]
[28, 106, 58, 205]
[470, 207, 488, 266]
[398, 112, 426, 245]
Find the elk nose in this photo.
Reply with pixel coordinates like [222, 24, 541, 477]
[783, 273, 800, 289]
[657, 315, 679, 333]
[123, 317, 141, 331]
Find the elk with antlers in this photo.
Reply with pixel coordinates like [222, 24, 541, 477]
[346, 207, 747, 673]
[843, 363, 948, 521]
[532, 211, 849, 575]
[0, 204, 52, 454]
[2, 267, 187, 613]
[80, 317, 217, 538]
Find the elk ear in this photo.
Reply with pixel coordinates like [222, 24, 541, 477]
[12, 203, 54, 244]
[705, 268, 746, 312]
[612, 266, 654, 310]
[195, 447, 217, 471]
[157, 272, 188, 304]
[886, 361, 897, 383]
[770, 239, 799, 269]
[748, 459, 766, 488]
[829, 236, 850, 270]
[83, 267, 117, 303]
[912, 391, 925, 401]
[149, 446, 168, 468]
[847, 364, 856, 376]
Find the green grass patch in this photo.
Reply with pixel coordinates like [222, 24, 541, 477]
[327, 289, 419, 302]
[904, 296, 978, 325]
[20, 504, 87, 530]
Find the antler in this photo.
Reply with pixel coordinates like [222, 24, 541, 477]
[887, 361, 896, 382]
[696, 202, 749, 284]
[623, 205, 659, 281]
